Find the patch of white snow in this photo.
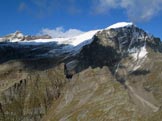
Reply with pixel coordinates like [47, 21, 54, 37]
[106, 22, 133, 30]
[129, 45, 148, 71]
[131, 46, 148, 61]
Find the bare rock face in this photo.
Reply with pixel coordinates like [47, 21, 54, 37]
[0, 61, 67, 121]
[0, 25, 162, 121]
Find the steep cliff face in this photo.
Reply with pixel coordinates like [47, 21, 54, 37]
[0, 23, 162, 121]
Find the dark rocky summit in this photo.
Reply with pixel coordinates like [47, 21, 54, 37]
[0, 24, 162, 121]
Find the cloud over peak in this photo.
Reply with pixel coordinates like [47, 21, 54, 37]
[39, 27, 84, 38]
[93, 0, 162, 22]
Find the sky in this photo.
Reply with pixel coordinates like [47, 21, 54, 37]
[0, 0, 162, 39]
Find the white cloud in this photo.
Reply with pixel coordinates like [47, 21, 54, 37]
[93, 0, 162, 22]
[39, 27, 84, 38]
[94, 0, 119, 13]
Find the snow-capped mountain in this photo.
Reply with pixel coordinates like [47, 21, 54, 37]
[0, 22, 133, 44]
[0, 22, 160, 61]
[1, 22, 160, 75]
[0, 22, 136, 54]
[0, 22, 162, 121]
[1, 22, 159, 62]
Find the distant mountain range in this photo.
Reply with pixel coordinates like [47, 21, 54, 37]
[0, 31, 52, 42]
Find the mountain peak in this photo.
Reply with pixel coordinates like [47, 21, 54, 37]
[106, 22, 133, 30]
[0, 22, 162, 121]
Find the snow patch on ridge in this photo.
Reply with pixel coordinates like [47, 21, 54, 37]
[106, 22, 133, 30]
[129, 45, 148, 71]
[18, 30, 99, 46]
[131, 46, 148, 61]
[55, 30, 100, 46]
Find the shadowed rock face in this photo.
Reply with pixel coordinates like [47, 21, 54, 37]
[0, 25, 162, 121]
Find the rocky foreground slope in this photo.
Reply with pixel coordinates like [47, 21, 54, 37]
[0, 22, 162, 121]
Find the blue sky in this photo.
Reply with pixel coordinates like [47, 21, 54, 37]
[0, 0, 162, 39]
